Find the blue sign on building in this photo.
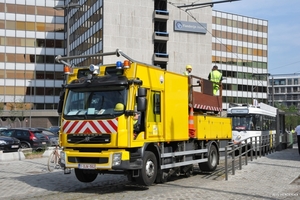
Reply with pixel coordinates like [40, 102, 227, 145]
[174, 20, 207, 34]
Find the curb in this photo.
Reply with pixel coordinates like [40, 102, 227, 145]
[0, 147, 57, 161]
[0, 150, 25, 161]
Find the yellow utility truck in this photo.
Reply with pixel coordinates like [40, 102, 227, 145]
[55, 49, 231, 186]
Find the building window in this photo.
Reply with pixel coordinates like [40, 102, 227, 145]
[287, 79, 292, 85]
[294, 79, 298, 85]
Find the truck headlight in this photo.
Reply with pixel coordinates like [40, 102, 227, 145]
[112, 153, 122, 166]
[60, 151, 65, 164]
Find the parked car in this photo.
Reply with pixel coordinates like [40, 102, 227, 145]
[49, 126, 60, 135]
[0, 128, 51, 151]
[41, 130, 59, 146]
[0, 133, 21, 152]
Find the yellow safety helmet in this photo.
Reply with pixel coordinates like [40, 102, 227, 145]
[186, 65, 192, 70]
[114, 103, 124, 111]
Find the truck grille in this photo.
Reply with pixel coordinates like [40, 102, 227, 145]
[67, 134, 111, 144]
[68, 157, 108, 164]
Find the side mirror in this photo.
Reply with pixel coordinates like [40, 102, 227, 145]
[57, 91, 65, 114]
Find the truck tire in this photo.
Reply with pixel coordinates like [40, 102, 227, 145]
[75, 169, 98, 183]
[199, 145, 218, 171]
[137, 151, 157, 186]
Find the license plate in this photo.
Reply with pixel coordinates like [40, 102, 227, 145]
[78, 164, 96, 169]
[42, 142, 46, 144]
[11, 145, 19, 148]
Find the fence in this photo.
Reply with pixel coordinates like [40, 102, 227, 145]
[224, 134, 276, 180]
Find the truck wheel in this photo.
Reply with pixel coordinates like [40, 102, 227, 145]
[199, 145, 218, 171]
[75, 169, 98, 183]
[137, 151, 157, 186]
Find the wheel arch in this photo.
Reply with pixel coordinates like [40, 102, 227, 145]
[140, 143, 161, 166]
[20, 141, 31, 148]
[206, 140, 220, 164]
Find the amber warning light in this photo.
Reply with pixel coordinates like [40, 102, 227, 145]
[64, 66, 73, 74]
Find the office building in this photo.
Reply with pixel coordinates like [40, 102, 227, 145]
[212, 10, 269, 109]
[0, 0, 64, 127]
[268, 74, 300, 108]
[0, 0, 270, 128]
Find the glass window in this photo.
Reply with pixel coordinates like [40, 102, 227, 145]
[55, 24, 64, 32]
[294, 79, 298, 85]
[45, 7, 55, 16]
[238, 34, 243, 41]
[16, 5, 26, 14]
[243, 22, 248, 29]
[248, 48, 252, 55]
[6, 4, 16, 13]
[287, 79, 292, 85]
[0, 3, 4, 12]
[237, 47, 242, 54]
[7, 54, 16, 62]
[232, 20, 237, 28]
[36, 39, 45, 47]
[253, 49, 258, 56]
[36, 6, 45, 15]
[248, 35, 253, 43]
[263, 25, 268, 33]
[55, 10, 64, 17]
[26, 38, 35, 47]
[257, 49, 263, 56]
[263, 38, 267, 45]
[26, 22, 35, 31]
[216, 17, 221, 25]
[46, 40, 55, 47]
[45, 23, 55, 32]
[0, 21, 4, 29]
[16, 21, 26, 30]
[36, 23, 45, 31]
[6, 21, 16, 29]
[26, 6, 35, 15]
[227, 19, 232, 27]
[238, 21, 243, 29]
[36, 55, 44, 63]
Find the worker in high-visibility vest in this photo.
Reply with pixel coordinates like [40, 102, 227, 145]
[183, 65, 192, 76]
[208, 65, 223, 95]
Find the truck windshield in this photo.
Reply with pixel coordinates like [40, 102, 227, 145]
[63, 87, 127, 119]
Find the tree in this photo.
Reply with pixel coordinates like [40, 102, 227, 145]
[275, 103, 300, 130]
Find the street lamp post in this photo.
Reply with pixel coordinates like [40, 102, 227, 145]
[27, 80, 32, 127]
[30, 84, 32, 127]
[54, 3, 81, 79]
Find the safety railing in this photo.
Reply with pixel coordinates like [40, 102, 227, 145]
[224, 134, 276, 180]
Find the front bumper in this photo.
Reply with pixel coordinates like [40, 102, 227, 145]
[60, 149, 142, 171]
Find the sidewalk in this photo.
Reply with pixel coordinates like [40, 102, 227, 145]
[219, 144, 300, 199]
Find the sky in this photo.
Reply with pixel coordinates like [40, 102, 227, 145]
[213, 0, 300, 75]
